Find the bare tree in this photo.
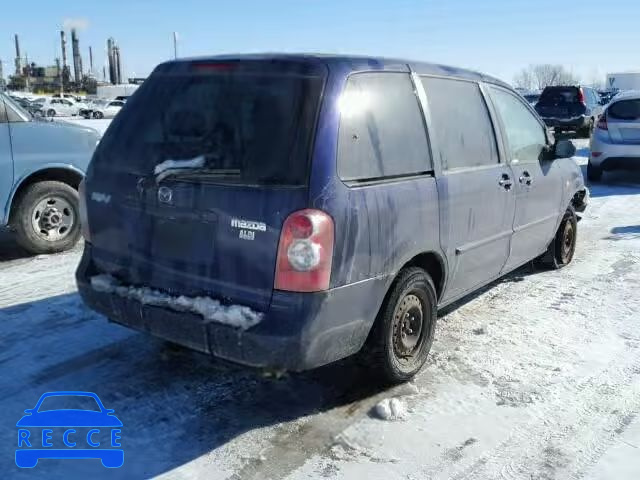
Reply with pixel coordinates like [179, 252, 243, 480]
[513, 69, 534, 90]
[514, 64, 580, 91]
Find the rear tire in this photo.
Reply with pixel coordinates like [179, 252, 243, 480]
[539, 207, 578, 270]
[579, 119, 594, 138]
[47, 109, 56, 117]
[93, 111, 104, 119]
[11, 181, 81, 255]
[587, 161, 602, 182]
[362, 267, 437, 384]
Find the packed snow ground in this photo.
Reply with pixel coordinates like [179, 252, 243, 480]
[1, 139, 640, 479]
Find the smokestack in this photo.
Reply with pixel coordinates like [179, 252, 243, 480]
[107, 38, 116, 84]
[114, 46, 122, 84]
[60, 31, 67, 69]
[89, 46, 94, 74]
[71, 28, 82, 84]
[14, 34, 22, 75]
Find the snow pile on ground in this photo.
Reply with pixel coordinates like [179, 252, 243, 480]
[154, 156, 206, 181]
[371, 397, 408, 421]
[90, 273, 263, 330]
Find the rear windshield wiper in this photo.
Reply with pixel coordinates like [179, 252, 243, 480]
[166, 168, 242, 180]
[154, 155, 241, 182]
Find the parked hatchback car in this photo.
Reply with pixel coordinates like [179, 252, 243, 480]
[588, 90, 640, 181]
[76, 55, 588, 383]
[1, 92, 100, 253]
[535, 85, 603, 137]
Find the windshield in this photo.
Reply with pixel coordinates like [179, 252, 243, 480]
[96, 61, 325, 185]
[37, 395, 101, 412]
[539, 87, 580, 104]
[1, 93, 30, 118]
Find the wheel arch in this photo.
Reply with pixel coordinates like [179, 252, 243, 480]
[7, 166, 84, 225]
[399, 251, 447, 302]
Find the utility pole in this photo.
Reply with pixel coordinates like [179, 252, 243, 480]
[24, 53, 30, 92]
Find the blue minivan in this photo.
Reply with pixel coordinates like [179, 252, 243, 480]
[1, 93, 100, 253]
[76, 55, 588, 383]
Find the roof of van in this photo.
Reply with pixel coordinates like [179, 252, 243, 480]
[162, 53, 510, 88]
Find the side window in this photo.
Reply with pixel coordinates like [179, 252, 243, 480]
[0, 99, 8, 123]
[421, 77, 499, 170]
[6, 103, 24, 123]
[489, 87, 546, 163]
[337, 72, 432, 181]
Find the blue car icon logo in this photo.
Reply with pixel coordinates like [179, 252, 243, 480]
[16, 391, 123, 468]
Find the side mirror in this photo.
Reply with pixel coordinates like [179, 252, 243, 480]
[554, 139, 576, 159]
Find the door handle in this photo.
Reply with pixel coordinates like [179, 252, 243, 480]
[519, 171, 533, 186]
[499, 173, 513, 190]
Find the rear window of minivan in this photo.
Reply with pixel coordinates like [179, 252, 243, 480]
[96, 60, 326, 186]
[538, 87, 580, 104]
[608, 99, 640, 120]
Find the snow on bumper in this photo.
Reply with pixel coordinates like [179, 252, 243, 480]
[89, 274, 263, 331]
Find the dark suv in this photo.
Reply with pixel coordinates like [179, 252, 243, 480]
[535, 85, 603, 137]
[76, 55, 587, 383]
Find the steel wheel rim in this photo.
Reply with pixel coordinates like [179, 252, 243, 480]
[30, 196, 76, 242]
[561, 221, 575, 262]
[392, 293, 425, 363]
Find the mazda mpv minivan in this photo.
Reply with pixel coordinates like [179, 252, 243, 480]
[76, 55, 588, 383]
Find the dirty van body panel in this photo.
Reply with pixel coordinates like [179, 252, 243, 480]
[85, 59, 327, 313]
[437, 166, 516, 302]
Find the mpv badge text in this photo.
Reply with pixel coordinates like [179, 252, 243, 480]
[15, 391, 124, 469]
[231, 218, 267, 241]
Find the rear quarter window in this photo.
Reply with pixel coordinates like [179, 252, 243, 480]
[337, 72, 432, 182]
[608, 99, 640, 120]
[421, 77, 499, 170]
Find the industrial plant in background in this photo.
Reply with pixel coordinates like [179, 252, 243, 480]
[4, 29, 129, 95]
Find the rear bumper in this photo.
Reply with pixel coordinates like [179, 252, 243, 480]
[590, 134, 640, 169]
[76, 244, 389, 371]
[599, 156, 640, 171]
[541, 115, 587, 129]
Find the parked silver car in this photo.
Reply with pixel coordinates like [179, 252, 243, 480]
[589, 90, 640, 181]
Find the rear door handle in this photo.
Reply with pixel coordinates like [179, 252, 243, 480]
[499, 173, 513, 190]
[519, 171, 533, 186]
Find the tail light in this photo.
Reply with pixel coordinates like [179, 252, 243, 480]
[275, 209, 334, 292]
[597, 114, 608, 130]
[78, 179, 91, 242]
[578, 88, 586, 105]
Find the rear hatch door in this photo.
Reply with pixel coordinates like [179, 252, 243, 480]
[85, 59, 326, 311]
[605, 98, 640, 144]
[535, 86, 585, 118]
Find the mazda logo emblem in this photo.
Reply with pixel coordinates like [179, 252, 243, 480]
[157, 186, 173, 204]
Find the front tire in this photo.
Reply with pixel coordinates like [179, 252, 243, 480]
[362, 268, 437, 384]
[539, 207, 578, 269]
[11, 181, 81, 255]
[587, 161, 602, 182]
[93, 111, 104, 119]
